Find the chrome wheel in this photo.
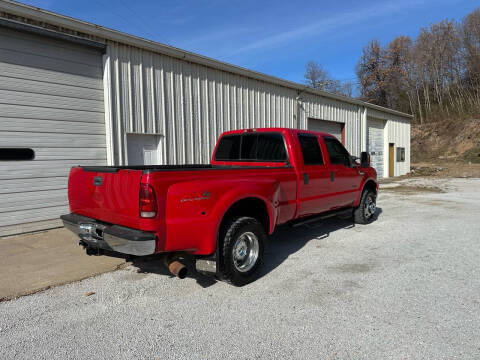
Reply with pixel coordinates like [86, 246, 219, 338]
[364, 195, 376, 219]
[232, 231, 259, 273]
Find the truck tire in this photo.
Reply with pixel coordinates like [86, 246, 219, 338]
[353, 189, 377, 224]
[219, 216, 266, 286]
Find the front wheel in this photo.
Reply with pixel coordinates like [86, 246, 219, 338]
[354, 189, 377, 224]
[219, 216, 266, 286]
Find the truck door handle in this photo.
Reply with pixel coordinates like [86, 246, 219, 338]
[330, 171, 335, 182]
[303, 173, 309, 185]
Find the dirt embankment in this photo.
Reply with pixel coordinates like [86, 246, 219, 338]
[410, 162, 480, 178]
[409, 118, 480, 178]
[411, 118, 480, 163]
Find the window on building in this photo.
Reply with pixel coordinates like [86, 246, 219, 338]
[324, 137, 352, 167]
[397, 147, 405, 162]
[214, 133, 287, 162]
[0, 148, 35, 161]
[297, 134, 324, 165]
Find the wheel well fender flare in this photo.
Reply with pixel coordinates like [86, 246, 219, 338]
[216, 195, 275, 237]
[355, 178, 378, 206]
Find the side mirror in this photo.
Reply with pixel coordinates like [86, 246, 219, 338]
[360, 152, 370, 168]
[350, 155, 360, 167]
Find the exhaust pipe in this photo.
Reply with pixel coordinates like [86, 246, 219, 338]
[164, 257, 188, 279]
[81, 241, 102, 256]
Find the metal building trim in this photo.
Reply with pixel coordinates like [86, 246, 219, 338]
[0, 17, 106, 52]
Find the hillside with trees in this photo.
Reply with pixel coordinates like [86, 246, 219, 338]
[306, 8, 480, 165]
[355, 8, 480, 164]
[356, 8, 479, 124]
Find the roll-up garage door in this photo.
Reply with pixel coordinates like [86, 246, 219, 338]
[307, 118, 343, 142]
[367, 118, 385, 178]
[0, 26, 106, 236]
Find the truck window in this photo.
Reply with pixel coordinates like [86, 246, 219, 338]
[215, 135, 241, 160]
[215, 133, 287, 162]
[297, 134, 324, 165]
[324, 137, 351, 167]
[240, 133, 258, 160]
[256, 133, 287, 161]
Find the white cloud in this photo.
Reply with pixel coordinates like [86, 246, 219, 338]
[227, 0, 425, 56]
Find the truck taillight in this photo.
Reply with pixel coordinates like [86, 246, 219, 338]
[139, 184, 157, 218]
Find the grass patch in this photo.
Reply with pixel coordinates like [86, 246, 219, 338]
[463, 147, 480, 164]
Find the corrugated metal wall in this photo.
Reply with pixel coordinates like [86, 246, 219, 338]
[105, 42, 365, 165]
[105, 43, 295, 165]
[104, 42, 409, 177]
[301, 93, 362, 156]
[387, 115, 411, 176]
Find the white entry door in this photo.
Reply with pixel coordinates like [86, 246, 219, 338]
[127, 134, 162, 165]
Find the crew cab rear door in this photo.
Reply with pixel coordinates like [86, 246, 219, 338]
[322, 136, 362, 208]
[296, 133, 332, 216]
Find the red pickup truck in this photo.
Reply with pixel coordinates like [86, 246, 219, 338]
[61, 128, 378, 285]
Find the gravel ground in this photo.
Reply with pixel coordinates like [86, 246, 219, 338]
[1, 178, 480, 360]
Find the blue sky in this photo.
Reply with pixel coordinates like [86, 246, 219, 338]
[21, 0, 479, 88]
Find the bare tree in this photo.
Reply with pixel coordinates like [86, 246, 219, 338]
[356, 40, 388, 106]
[340, 80, 354, 98]
[461, 9, 480, 90]
[304, 61, 351, 97]
[304, 61, 329, 89]
[384, 36, 413, 112]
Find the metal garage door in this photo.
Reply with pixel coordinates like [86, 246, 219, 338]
[307, 118, 342, 141]
[367, 118, 384, 178]
[0, 27, 106, 236]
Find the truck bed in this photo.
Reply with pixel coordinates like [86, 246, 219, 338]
[81, 164, 291, 173]
[67, 163, 296, 235]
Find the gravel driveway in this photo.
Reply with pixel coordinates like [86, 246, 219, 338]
[1, 178, 479, 359]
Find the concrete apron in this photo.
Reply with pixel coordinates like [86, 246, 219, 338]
[0, 228, 125, 301]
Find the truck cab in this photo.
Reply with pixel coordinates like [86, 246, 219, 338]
[212, 128, 377, 220]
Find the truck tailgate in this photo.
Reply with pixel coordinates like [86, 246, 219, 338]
[67, 167, 144, 229]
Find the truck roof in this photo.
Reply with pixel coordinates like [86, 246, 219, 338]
[220, 127, 335, 138]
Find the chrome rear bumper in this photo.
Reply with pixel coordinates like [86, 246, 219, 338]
[60, 213, 156, 256]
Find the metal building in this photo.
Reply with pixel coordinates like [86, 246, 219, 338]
[0, 0, 411, 236]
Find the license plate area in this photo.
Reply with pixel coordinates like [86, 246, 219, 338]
[79, 223, 107, 242]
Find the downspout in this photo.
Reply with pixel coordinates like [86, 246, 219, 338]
[102, 50, 115, 166]
[295, 92, 303, 129]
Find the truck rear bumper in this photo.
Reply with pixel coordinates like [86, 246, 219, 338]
[60, 213, 156, 256]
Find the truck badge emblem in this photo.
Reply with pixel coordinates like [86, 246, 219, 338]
[181, 191, 211, 202]
[93, 176, 103, 186]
